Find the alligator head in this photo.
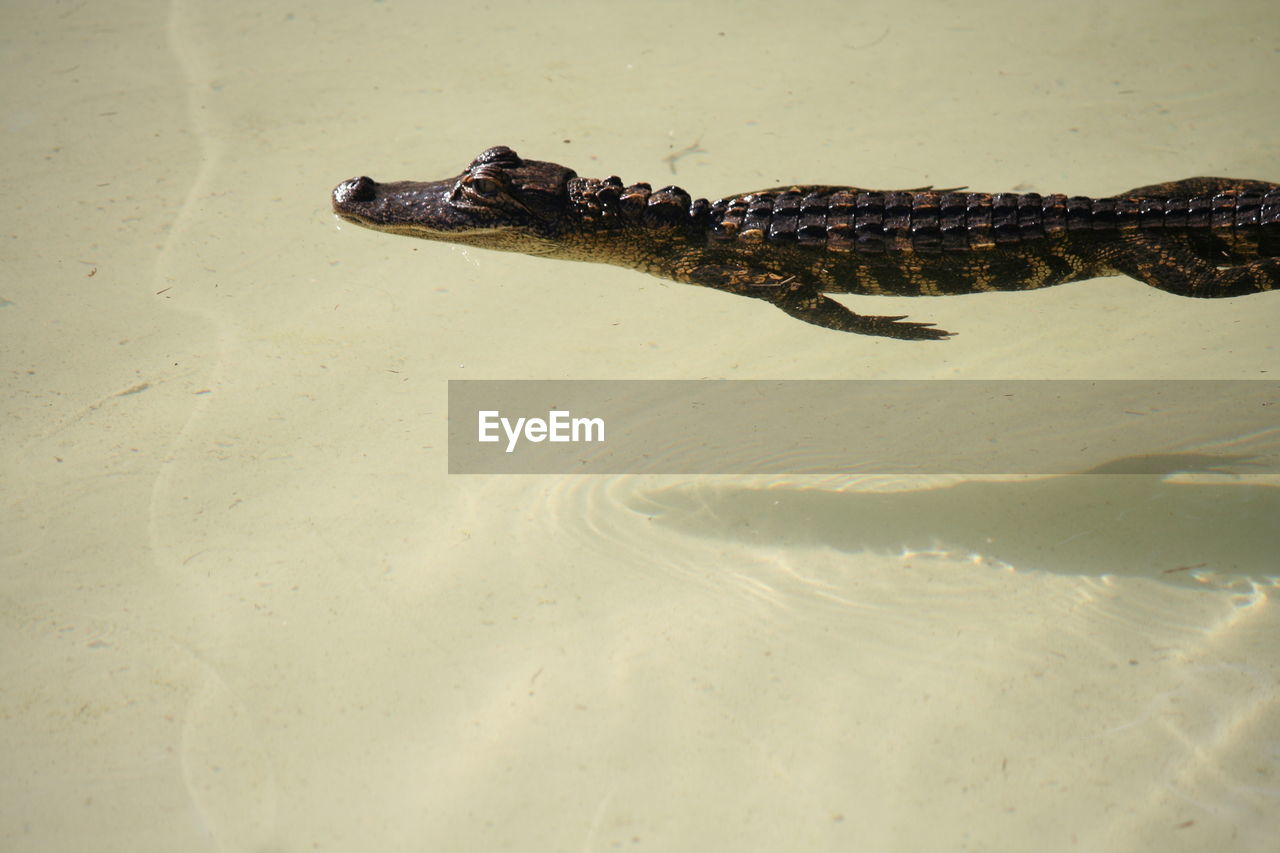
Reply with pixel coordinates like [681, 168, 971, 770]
[332, 146, 579, 255]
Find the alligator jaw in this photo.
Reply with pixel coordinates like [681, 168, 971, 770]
[332, 147, 582, 256]
[331, 176, 508, 241]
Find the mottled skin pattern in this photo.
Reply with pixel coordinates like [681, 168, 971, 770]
[332, 146, 1279, 340]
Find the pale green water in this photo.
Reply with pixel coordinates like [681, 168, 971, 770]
[2, 1, 1279, 850]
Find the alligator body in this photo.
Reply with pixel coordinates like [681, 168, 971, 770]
[332, 146, 1279, 340]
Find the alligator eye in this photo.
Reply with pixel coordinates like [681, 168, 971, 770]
[466, 177, 502, 199]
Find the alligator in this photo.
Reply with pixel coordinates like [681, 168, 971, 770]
[332, 146, 1279, 340]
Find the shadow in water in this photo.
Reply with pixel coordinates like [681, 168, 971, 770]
[635, 456, 1279, 586]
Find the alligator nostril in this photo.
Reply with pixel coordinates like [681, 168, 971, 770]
[333, 176, 377, 207]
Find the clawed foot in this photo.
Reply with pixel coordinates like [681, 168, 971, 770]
[864, 315, 954, 341]
[771, 291, 957, 340]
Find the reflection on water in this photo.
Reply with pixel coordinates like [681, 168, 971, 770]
[628, 464, 1280, 588]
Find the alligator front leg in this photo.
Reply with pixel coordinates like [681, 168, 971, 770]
[685, 264, 953, 340]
